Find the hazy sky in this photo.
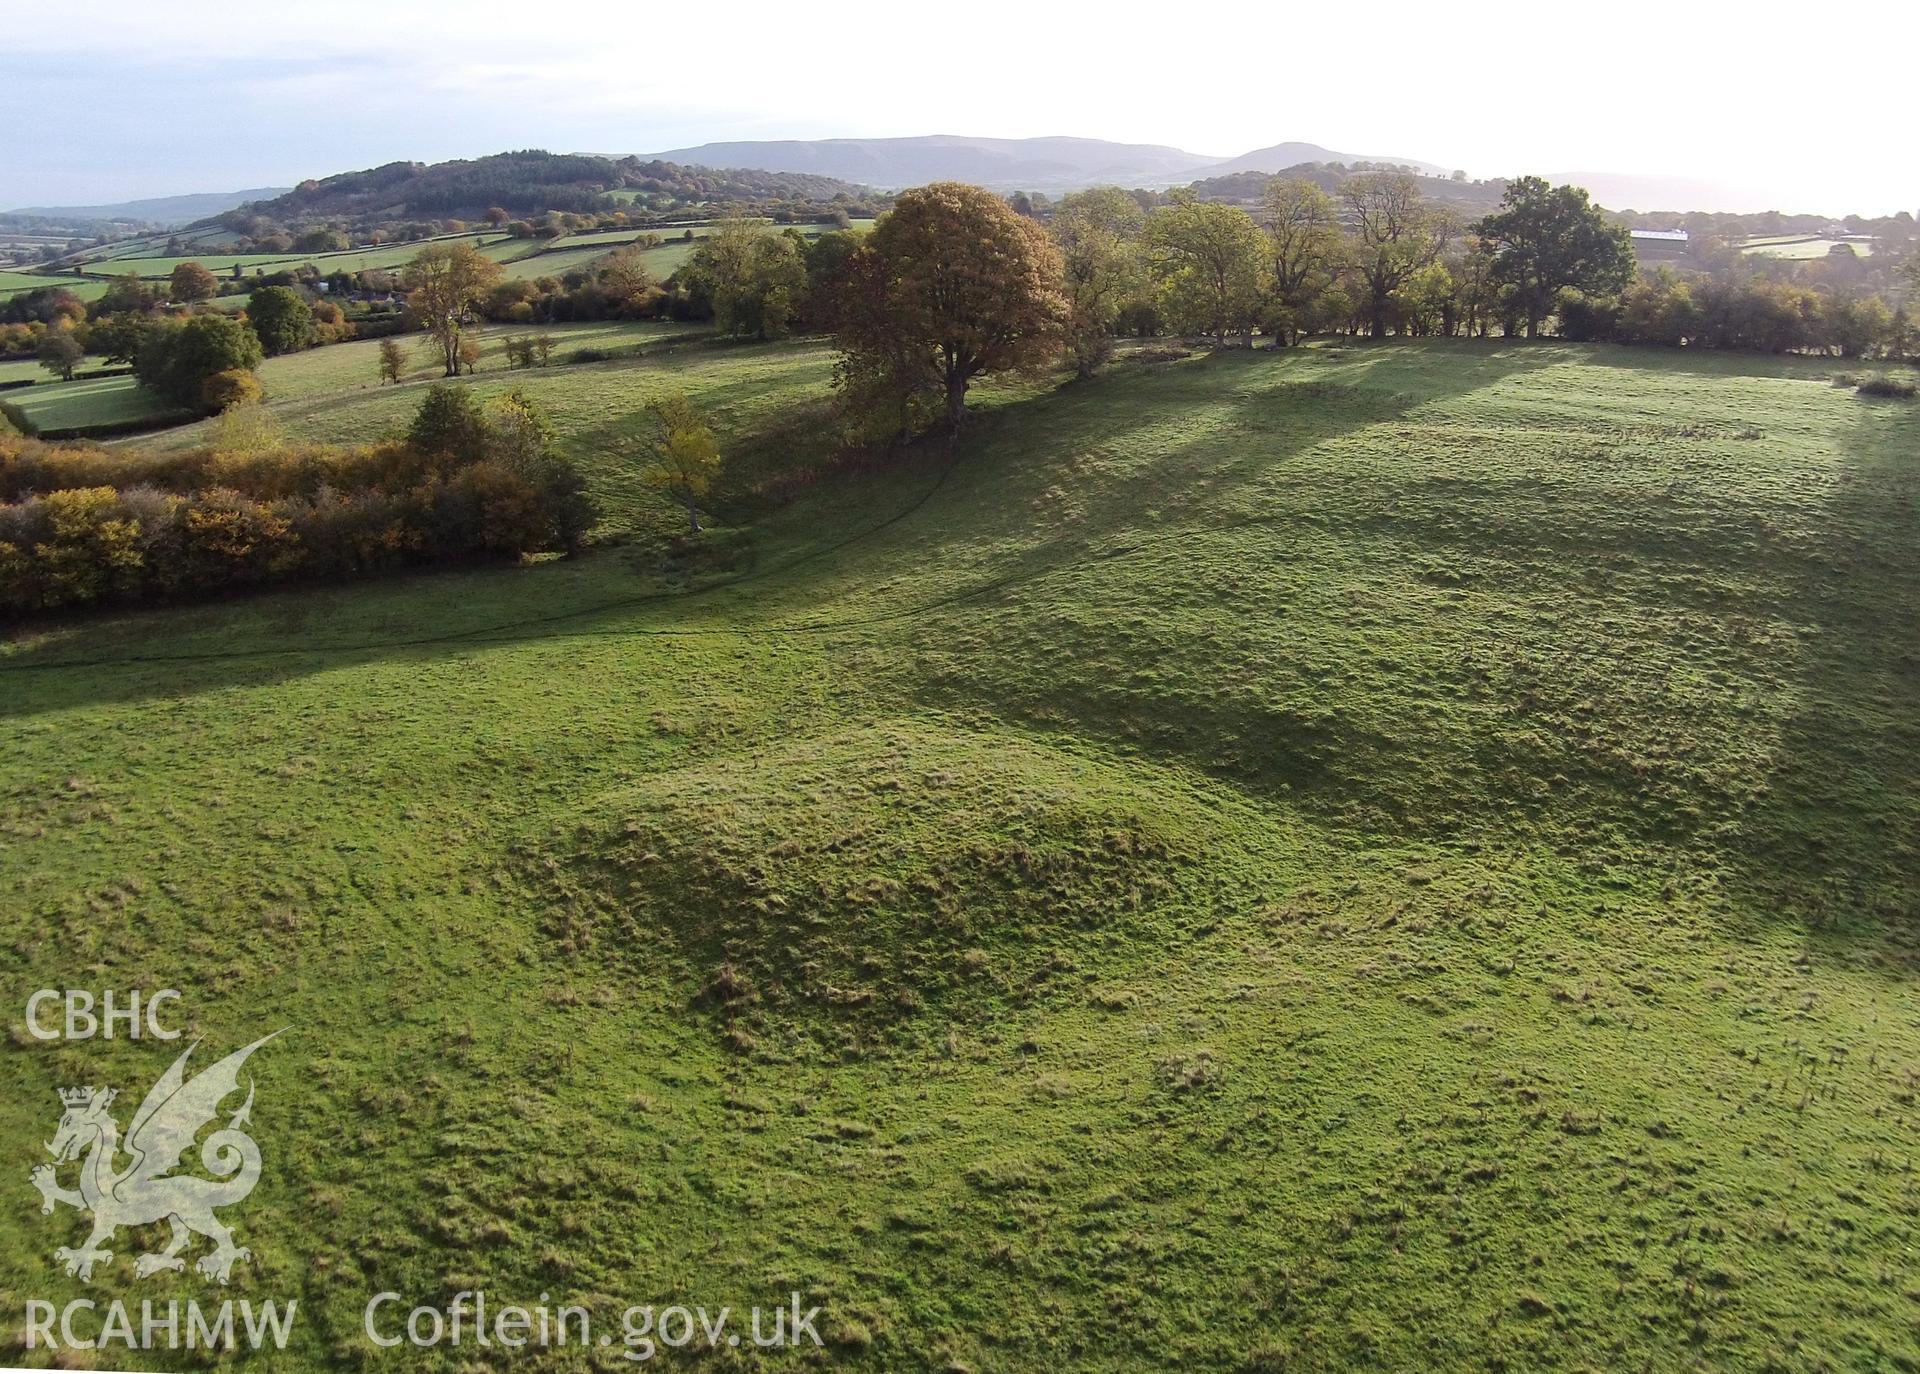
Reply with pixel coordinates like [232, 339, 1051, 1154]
[6, 0, 1914, 214]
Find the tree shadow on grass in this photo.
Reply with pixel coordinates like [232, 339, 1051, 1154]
[885, 341, 1909, 859]
[844, 343, 1591, 804]
[0, 341, 1556, 727]
[1709, 395, 1920, 948]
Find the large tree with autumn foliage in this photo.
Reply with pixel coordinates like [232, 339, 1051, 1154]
[402, 241, 504, 377]
[168, 261, 219, 304]
[833, 182, 1067, 434]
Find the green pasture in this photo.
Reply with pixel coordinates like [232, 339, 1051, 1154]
[2, 372, 182, 434]
[242, 319, 709, 406]
[1741, 236, 1876, 259]
[0, 271, 110, 302]
[76, 232, 529, 282]
[2, 339, 1917, 1371]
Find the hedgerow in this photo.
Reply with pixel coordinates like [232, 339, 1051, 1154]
[0, 386, 592, 616]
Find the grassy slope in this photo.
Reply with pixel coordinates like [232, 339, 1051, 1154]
[140, 325, 808, 536]
[243, 320, 708, 405]
[2, 341, 1918, 1372]
[15, 320, 705, 443]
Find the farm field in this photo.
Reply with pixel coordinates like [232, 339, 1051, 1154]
[146, 326, 806, 532]
[5, 320, 710, 442]
[75, 232, 534, 280]
[0, 271, 60, 294]
[243, 318, 710, 404]
[0, 357, 51, 386]
[6, 218, 877, 306]
[496, 220, 870, 282]
[495, 241, 624, 280]
[1741, 235, 1877, 259]
[0, 358, 131, 390]
[0, 270, 109, 301]
[1, 371, 184, 434]
[3, 339, 1918, 1371]
[627, 218, 874, 279]
[556, 227, 688, 246]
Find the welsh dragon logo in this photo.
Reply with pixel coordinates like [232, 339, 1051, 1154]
[29, 1033, 279, 1285]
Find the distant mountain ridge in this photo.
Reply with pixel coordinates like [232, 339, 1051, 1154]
[1, 188, 289, 227]
[6, 139, 1828, 231]
[646, 134, 1446, 193]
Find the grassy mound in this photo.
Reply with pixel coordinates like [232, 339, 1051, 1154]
[538, 720, 1219, 1048]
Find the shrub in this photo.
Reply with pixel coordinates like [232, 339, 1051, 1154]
[406, 383, 490, 461]
[201, 369, 264, 412]
[1856, 374, 1917, 399]
[182, 490, 297, 587]
[1555, 290, 1620, 343]
[9, 487, 143, 609]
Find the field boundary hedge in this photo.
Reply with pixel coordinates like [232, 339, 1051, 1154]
[0, 387, 593, 617]
[32, 410, 197, 442]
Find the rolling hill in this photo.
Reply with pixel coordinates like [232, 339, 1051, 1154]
[219, 151, 874, 225]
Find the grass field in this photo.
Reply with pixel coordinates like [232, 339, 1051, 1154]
[0, 271, 110, 302]
[1741, 235, 1877, 259]
[75, 233, 536, 281]
[242, 319, 709, 404]
[2, 372, 184, 434]
[18, 219, 875, 304]
[2, 340, 1917, 1371]
[10, 320, 709, 442]
[143, 324, 810, 533]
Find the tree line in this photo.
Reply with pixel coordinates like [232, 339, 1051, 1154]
[10, 170, 1912, 458]
[804, 174, 1917, 443]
